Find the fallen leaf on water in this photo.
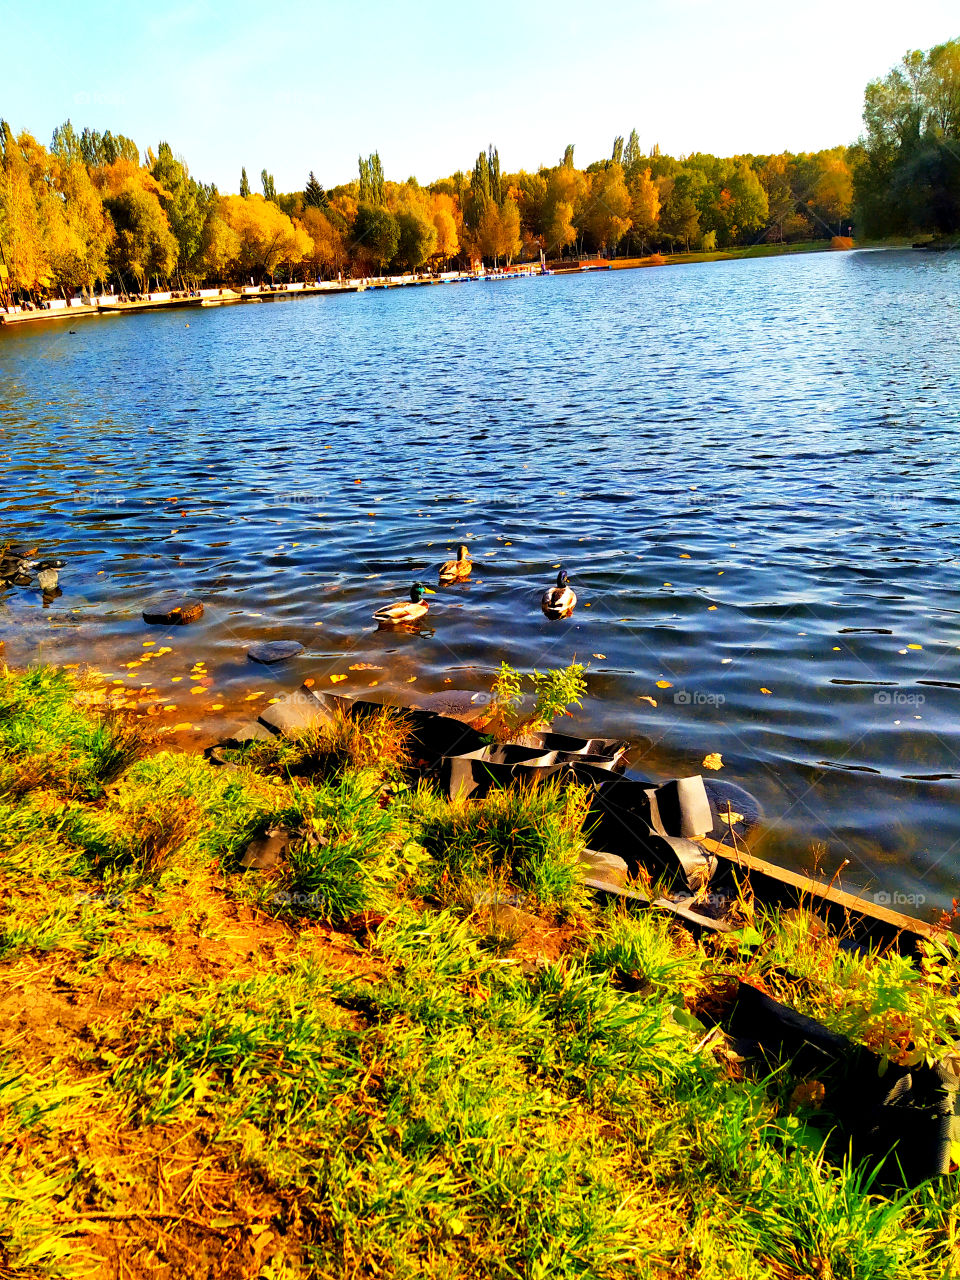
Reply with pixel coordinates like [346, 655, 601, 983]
[330, 674, 347, 684]
[407, 676, 417, 682]
[592, 653, 606, 660]
[190, 687, 205, 695]
[656, 680, 672, 689]
[142, 641, 155, 647]
[639, 696, 658, 707]
[702, 752, 723, 771]
[210, 703, 224, 710]
[679, 553, 691, 559]
[833, 647, 841, 651]
[908, 643, 922, 650]
[708, 605, 718, 611]
[243, 692, 264, 701]
[170, 722, 193, 731]
[171, 677, 183, 683]
[164, 705, 176, 711]
[349, 663, 382, 671]
[369, 680, 379, 687]
[722, 810, 745, 825]
[760, 687, 772, 695]
[267, 698, 280, 704]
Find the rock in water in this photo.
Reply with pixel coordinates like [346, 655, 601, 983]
[142, 595, 204, 625]
[247, 640, 304, 664]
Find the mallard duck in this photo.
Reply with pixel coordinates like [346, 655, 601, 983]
[541, 569, 577, 620]
[373, 581, 435, 625]
[439, 544, 472, 584]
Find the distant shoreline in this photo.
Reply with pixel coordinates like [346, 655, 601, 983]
[0, 238, 924, 332]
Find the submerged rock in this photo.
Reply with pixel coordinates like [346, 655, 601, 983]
[142, 595, 204, 625]
[247, 640, 304, 664]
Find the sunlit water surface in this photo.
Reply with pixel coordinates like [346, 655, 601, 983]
[3, 250, 960, 908]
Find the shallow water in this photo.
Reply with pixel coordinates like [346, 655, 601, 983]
[3, 250, 960, 909]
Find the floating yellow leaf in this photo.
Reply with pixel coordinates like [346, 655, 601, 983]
[170, 722, 193, 731]
[407, 676, 417, 682]
[907, 643, 922, 650]
[369, 680, 379, 687]
[592, 653, 606, 660]
[164, 705, 176, 711]
[190, 686, 205, 695]
[210, 703, 224, 710]
[679, 553, 690, 559]
[171, 677, 183, 683]
[142, 641, 155, 647]
[833, 647, 841, 651]
[708, 605, 718, 611]
[760, 687, 772, 695]
[656, 680, 672, 689]
[349, 663, 382, 671]
[638, 696, 658, 707]
[243, 692, 264, 701]
[330, 674, 347, 684]
[702, 752, 723, 771]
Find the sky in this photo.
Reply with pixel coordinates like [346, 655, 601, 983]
[4, 0, 958, 192]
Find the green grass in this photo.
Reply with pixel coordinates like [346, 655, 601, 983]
[1, 662, 959, 1279]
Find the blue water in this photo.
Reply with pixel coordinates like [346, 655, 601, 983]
[3, 249, 960, 910]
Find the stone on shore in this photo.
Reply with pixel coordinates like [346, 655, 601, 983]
[258, 687, 331, 738]
[240, 825, 290, 870]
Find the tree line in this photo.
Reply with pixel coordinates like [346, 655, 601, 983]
[0, 37, 955, 303]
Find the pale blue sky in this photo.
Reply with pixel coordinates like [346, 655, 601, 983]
[4, 0, 958, 192]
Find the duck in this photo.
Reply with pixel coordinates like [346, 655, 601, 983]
[541, 568, 577, 620]
[439, 544, 472, 584]
[373, 582, 435, 625]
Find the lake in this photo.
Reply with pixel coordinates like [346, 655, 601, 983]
[3, 249, 960, 910]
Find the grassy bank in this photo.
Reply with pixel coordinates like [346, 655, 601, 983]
[2, 663, 959, 1279]
[608, 237, 918, 272]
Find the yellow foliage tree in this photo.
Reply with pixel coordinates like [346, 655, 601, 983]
[219, 194, 312, 282]
[583, 162, 632, 255]
[0, 128, 50, 296]
[629, 167, 660, 245]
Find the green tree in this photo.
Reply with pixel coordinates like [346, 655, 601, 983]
[394, 208, 437, 271]
[240, 167, 250, 197]
[151, 142, 211, 279]
[358, 153, 384, 205]
[304, 171, 326, 208]
[352, 202, 398, 272]
[261, 169, 277, 202]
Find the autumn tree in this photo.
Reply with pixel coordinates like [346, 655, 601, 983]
[628, 166, 660, 250]
[300, 204, 345, 277]
[219, 193, 311, 281]
[0, 124, 49, 297]
[582, 161, 631, 255]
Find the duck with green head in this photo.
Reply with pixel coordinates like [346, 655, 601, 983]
[541, 568, 576, 620]
[373, 581, 435, 625]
